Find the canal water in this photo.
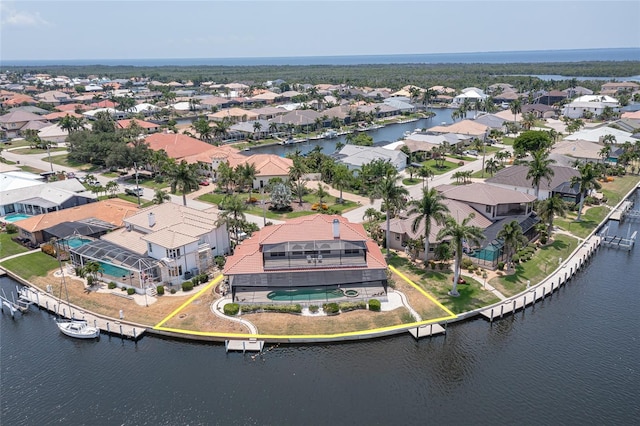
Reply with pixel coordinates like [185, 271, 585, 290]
[243, 108, 454, 157]
[2, 194, 639, 425]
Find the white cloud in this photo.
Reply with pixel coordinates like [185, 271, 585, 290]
[1, 3, 52, 27]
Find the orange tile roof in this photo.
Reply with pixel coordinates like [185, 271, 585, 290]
[117, 119, 160, 129]
[55, 103, 90, 112]
[144, 133, 216, 160]
[227, 153, 292, 177]
[3, 94, 35, 106]
[43, 111, 82, 120]
[90, 100, 117, 108]
[224, 215, 387, 275]
[15, 199, 139, 233]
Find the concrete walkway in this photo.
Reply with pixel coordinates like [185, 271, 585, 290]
[210, 296, 258, 334]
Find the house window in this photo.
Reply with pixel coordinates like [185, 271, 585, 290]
[147, 243, 153, 253]
[168, 265, 183, 277]
[167, 248, 181, 259]
[485, 205, 492, 213]
[270, 252, 285, 258]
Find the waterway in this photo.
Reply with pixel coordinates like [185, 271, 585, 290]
[246, 108, 454, 157]
[2, 191, 639, 425]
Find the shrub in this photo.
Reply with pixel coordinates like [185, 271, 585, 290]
[429, 261, 436, 270]
[461, 258, 474, 269]
[339, 301, 367, 312]
[41, 244, 56, 257]
[215, 256, 226, 269]
[467, 264, 476, 272]
[108, 282, 117, 289]
[322, 302, 340, 315]
[170, 288, 176, 294]
[5, 223, 18, 234]
[309, 305, 319, 314]
[127, 287, 135, 295]
[181, 281, 194, 292]
[497, 262, 505, 271]
[512, 254, 520, 263]
[224, 303, 240, 316]
[369, 299, 381, 312]
[458, 161, 464, 166]
[120, 286, 127, 291]
[156, 285, 165, 295]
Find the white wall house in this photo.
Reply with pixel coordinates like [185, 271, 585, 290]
[562, 95, 620, 119]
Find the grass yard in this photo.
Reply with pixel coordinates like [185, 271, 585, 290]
[421, 159, 461, 175]
[135, 177, 170, 190]
[10, 147, 67, 155]
[402, 178, 421, 186]
[489, 234, 578, 297]
[554, 206, 608, 239]
[387, 254, 500, 314]
[19, 165, 46, 174]
[0, 252, 60, 279]
[47, 154, 95, 170]
[0, 232, 30, 258]
[600, 175, 640, 206]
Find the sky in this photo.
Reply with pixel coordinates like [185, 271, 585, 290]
[1, 0, 639, 61]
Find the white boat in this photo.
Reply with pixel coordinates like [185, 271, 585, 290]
[57, 320, 100, 339]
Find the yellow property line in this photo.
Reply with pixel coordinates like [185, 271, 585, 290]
[152, 267, 456, 340]
[153, 275, 222, 329]
[388, 265, 457, 318]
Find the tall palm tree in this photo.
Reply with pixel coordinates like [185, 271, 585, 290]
[165, 159, 199, 206]
[526, 149, 555, 198]
[570, 162, 602, 221]
[436, 214, 485, 297]
[332, 163, 352, 203]
[510, 98, 522, 125]
[216, 161, 236, 194]
[485, 158, 500, 176]
[218, 194, 247, 247]
[408, 187, 449, 262]
[237, 162, 257, 195]
[371, 173, 409, 258]
[418, 165, 434, 189]
[497, 220, 528, 272]
[315, 182, 329, 205]
[537, 194, 567, 237]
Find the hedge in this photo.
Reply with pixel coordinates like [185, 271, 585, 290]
[323, 302, 340, 315]
[108, 282, 117, 289]
[181, 281, 194, 292]
[224, 303, 240, 316]
[156, 285, 165, 295]
[238, 304, 302, 314]
[369, 299, 381, 312]
[126, 287, 135, 295]
[338, 301, 366, 312]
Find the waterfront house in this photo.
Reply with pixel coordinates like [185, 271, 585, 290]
[117, 119, 161, 133]
[485, 165, 581, 202]
[562, 95, 620, 119]
[223, 215, 388, 303]
[336, 145, 408, 171]
[563, 127, 635, 145]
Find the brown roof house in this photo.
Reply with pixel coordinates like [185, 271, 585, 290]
[223, 215, 388, 304]
[0, 110, 49, 138]
[485, 165, 581, 202]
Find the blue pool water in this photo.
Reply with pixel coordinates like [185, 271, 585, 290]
[64, 237, 92, 249]
[267, 287, 345, 302]
[98, 262, 130, 278]
[3, 213, 32, 223]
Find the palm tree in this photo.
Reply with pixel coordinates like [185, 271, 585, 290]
[218, 194, 247, 246]
[418, 165, 434, 189]
[315, 182, 329, 205]
[237, 162, 257, 195]
[290, 178, 307, 206]
[371, 173, 409, 258]
[436, 214, 485, 297]
[213, 118, 231, 143]
[510, 98, 522, 126]
[252, 121, 263, 139]
[165, 159, 199, 206]
[537, 194, 567, 237]
[332, 163, 352, 203]
[526, 150, 555, 198]
[79, 261, 103, 286]
[570, 162, 602, 221]
[152, 189, 171, 204]
[194, 117, 213, 142]
[105, 181, 119, 198]
[485, 158, 500, 176]
[364, 207, 380, 223]
[497, 220, 528, 272]
[408, 187, 449, 262]
[216, 161, 236, 194]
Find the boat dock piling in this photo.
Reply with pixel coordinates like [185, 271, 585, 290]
[599, 224, 637, 250]
[1, 287, 32, 318]
[610, 200, 633, 221]
[17, 286, 145, 340]
[408, 322, 446, 339]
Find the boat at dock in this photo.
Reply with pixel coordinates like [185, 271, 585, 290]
[57, 319, 100, 339]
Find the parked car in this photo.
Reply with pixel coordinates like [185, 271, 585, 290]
[125, 187, 144, 196]
[463, 150, 478, 156]
[199, 180, 210, 186]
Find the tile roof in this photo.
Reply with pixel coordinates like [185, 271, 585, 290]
[0, 109, 46, 124]
[428, 120, 489, 136]
[437, 182, 536, 205]
[144, 132, 216, 159]
[223, 215, 387, 275]
[15, 199, 139, 233]
[485, 165, 580, 192]
[117, 119, 160, 129]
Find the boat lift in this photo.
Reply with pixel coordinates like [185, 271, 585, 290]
[599, 224, 637, 251]
[0, 288, 33, 318]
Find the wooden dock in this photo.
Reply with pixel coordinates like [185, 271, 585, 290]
[610, 201, 632, 221]
[17, 286, 145, 340]
[407, 323, 446, 339]
[480, 235, 601, 321]
[225, 339, 264, 353]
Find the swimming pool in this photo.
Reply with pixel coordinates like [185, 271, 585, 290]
[64, 237, 92, 249]
[3, 213, 32, 223]
[98, 262, 130, 278]
[267, 287, 345, 302]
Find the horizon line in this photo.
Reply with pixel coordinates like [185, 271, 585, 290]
[2, 47, 639, 64]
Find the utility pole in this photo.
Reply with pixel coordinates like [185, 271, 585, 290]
[134, 162, 141, 206]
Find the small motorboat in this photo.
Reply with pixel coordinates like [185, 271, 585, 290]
[57, 320, 100, 339]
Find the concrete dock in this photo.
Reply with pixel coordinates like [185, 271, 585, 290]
[407, 323, 446, 339]
[225, 339, 264, 353]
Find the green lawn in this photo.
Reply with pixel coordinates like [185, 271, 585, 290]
[470, 166, 506, 179]
[46, 154, 96, 170]
[600, 175, 640, 207]
[554, 206, 608, 239]
[134, 177, 170, 190]
[0, 251, 60, 279]
[489, 234, 579, 297]
[402, 178, 421, 186]
[11, 147, 67, 155]
[18, 165, 46, 174]
[500, 137, 515, 146]
[421, 159, 461, 175]
[387, 254, 500, 314]
[0, 233, 30, 258]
